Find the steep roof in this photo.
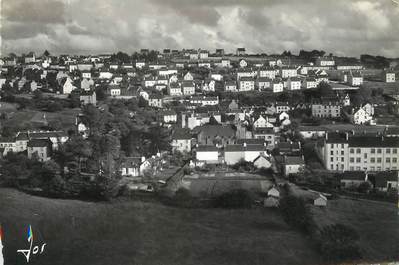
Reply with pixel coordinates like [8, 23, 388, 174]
[341, 171, 366, 181]
[196, 125, 235, 138]
[27, 139, 51, 148]
[285, 156, 304, 165]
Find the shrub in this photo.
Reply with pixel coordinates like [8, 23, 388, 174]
[279, 195, 315, 233]
[172, 187, 197, 208]
[212, 189, 253, 208]
[317, 224, 361, 262]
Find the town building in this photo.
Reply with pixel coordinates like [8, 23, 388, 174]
[319, 132, 399, 172]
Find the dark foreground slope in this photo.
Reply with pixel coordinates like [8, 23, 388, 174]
[0, 188, 321, 265]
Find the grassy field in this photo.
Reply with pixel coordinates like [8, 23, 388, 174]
[0, 188, 321, 265]
[2, 108, 81, 131]
[182, 174, 273, 198]
[311, 198, 399, 263]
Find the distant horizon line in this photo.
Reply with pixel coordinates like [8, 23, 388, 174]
[2, 49, 398, 60]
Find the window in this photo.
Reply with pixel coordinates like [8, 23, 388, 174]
[350, 166, 354, 171]
[386, 158, 391, 163]
[364, 153, 367, 159]
[341, 151, 344, 155]
[371, 167, 375, 171]
[356, 158, 361, 163]
[377, 149, 382, 154]
[371, 158, 375, 163]
[393, 158, 397, 163]
[377, 158, 382, 163]
[330, 157, 334, 162]
[341, 157, 344, 162]
[341, 144, 344, 148]
[356, 148, 361, 154]
[350, 158, 355, 163]
[371, 148, 375, 154]
[393, 149, 397, 154]
[350, 148, 354, 154]
[330, 164, 334, 169]
[386, 148, 391, 154]
[330, 151, 334, 155]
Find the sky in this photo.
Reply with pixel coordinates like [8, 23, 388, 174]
[1, 0, 399, 57]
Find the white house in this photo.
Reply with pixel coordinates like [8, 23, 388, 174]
[82, 71, 91, 79]
[202, 79, 216, 92]
[258, 68, 276, 80]
[196, 145, 219, 163]
[348, 71, 363, 86]
[272, 81, 284, 93]
[257, 77, 271, 90]
[184, 72, 194, 81]
[280, 68, 298, 78]
[287, 77, 301, 91]
[62, 77, 76, 94]
[239, 77, 255, 91]
[253, 155, 272, 169]
[382, 71, 395, 83]
[168, 82, 182, 96]
[284, 156, 305, 176]
[225, 81, 238, 92]
[135, 61, 146, 69]
[183, 81, 195, 95]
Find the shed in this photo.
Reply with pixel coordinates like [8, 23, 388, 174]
[313, 194, 327, 207]
[264, 196, 279, 208]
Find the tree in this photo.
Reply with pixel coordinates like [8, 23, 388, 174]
[357, 181, 372, 193]
[279, 195, 314, 233]
[47, 101, 63, 112]
[212, 189, 253, 208]
[318, 224, 361, 261]
[208, 116, 219, 125]
[317, 82, 334, 98]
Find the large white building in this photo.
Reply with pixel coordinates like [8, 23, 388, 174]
[319, 132, 399, 172]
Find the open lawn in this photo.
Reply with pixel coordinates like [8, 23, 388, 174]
[0, 188, 322, 265]
[182, 174, 273, 198]
[311, 198, 399, 263]
[0, 102, 19, 113]
[2, 108, 81, 131]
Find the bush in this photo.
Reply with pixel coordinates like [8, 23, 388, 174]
[357, 181, 372, 194]
[212, 189, 253, 208]
[47, 101, 63, 112]
[172, 187, 197, 208]
[317, 224, 361, 262]
[279, 195, 314, 233]
[231, 159, 253, 172]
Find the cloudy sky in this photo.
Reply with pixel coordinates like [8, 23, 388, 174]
[1, 0, 399, 57]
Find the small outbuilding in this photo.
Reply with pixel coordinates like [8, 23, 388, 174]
[313, 194, 327, 207]
[264, 196, 279, 208]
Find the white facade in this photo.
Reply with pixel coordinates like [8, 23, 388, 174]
[196, 150, 218, 161]
[239, 79, 255, 91]
[272, 82, 284, 93]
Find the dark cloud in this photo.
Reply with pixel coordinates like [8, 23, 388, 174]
[2, 0, 66, 24]
[176, 6, 221, 26]
[1, 0, 398, 57]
